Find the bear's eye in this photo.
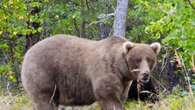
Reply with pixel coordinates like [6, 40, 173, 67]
[135, 58, 141, 63]
[146, 57, 154, 66]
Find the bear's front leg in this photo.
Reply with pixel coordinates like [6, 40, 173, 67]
[121, 80, 133, 103]
[93, 75, 124, 110]
[98, 99, 124, 110]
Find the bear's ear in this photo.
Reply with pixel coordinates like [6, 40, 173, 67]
[123, 41, 135, 54]
[150, 42, 161, 54]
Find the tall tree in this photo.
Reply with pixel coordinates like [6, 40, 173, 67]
[113, 0, 129, 37]
[80, 0, 86, 38]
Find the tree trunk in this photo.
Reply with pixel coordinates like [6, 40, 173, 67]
[113, 0, 129, 37]
[80, 0, 86, 38]
[25, 1, 41, 52]
[97, 13, 114, 40]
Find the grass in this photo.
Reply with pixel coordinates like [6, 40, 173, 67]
[0, 93, 32, 110]
[0, 91, 195, 110]
[125, 95, 195, 110]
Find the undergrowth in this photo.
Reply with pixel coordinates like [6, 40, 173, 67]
[125, 95, 195, 110]
[0, 89, 195, 110]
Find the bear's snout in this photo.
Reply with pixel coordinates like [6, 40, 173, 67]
[141, 73, 150, 83]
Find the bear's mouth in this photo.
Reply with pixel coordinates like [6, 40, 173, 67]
[140, 78, 150, 84]
[131, 69, 150, 83]
[141, 72, 150, 83]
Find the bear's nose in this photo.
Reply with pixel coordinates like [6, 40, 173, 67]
[143, 73, 149, 78]
[142, 73, 149, 83]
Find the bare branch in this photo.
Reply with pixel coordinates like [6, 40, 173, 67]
[187, 0, 195, 10]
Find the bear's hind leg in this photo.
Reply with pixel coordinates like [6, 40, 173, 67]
[33, 100, 58, 110]
[31, 91, 58, 110]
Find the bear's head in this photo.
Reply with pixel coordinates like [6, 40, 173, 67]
[123, 41, 161, 83]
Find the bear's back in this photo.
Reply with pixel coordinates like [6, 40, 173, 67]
[22, 35, 95, 72]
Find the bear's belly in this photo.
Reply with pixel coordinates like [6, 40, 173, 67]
[58, 73, 96, 106]
[66, 91, 96, 106]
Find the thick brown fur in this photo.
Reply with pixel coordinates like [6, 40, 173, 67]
[21, 35, 160, 110]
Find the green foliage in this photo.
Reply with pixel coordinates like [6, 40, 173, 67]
[0, 0, 27, 85]
[128, 0, 195, 68]
[127, 0, 195, 90]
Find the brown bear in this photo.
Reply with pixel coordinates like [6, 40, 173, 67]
[21, 34, 161, 110]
